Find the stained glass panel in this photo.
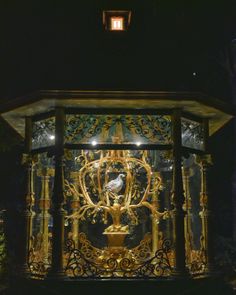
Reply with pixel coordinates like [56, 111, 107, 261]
[65, 114, 172, 145]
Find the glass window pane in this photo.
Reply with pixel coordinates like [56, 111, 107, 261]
[181, 118, 204, 150]
[32, 117, 55, 149]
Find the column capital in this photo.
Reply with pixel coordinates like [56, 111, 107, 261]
[37, 167, 55, 177]
[22, 153, 38, 166]
[195, 154, 213, 167]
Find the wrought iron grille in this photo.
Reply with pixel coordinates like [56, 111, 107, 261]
[64, 234, 173, 278]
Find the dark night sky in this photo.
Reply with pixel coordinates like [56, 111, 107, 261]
[0, 0, 236, 100]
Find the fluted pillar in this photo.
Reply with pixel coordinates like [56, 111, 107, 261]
[37, 167, 54, 263]
[164, 176, 172, 240]
[182, 165, 193, 266]
[48, 108, 66, 279]
[20, 117, 35, 276]
[151, 172, 161, 254]
[171, 109, 188, 277]
[70, 172, 80, 248]
[198, 154, 215, 274]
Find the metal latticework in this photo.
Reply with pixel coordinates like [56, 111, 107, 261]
[64, 235, 173, 278]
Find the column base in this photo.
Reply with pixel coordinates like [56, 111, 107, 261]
[203, 263, 219, 277]
[171, 267, 190, 279]
[18, 264, 32, 279]
[47, 269, 67, 281]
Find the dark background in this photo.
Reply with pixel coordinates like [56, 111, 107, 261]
[0, 0, 236, 258]
[0, 0, 235, 99]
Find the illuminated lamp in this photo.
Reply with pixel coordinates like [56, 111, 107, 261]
[103, 10, 131, 31]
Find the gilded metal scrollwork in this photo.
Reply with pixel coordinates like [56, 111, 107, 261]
[63, 143, 173, 278]
[65, 114, 172, 144]
[65, 147, 170, 257]
[28, 233, 52, 277]
[64, 233, 173, 278]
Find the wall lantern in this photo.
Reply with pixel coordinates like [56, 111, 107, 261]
[103, 10, 131, 31]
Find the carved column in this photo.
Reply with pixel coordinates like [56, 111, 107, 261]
[37, 168, 54, 263]
[70, 172, 80, 248]
[151, 172, 161, 254]
[182, 166, 193, 266]
[164, 176, 172, 241]
[171, 109, 188, 277]
[20, 117, 35, 276]
[49, 108, 66, 279]
[198, 154, 215, 274]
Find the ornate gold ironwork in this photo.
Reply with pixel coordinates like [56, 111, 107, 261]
[183, 156, 208, 275]
[21, 153, 38, 274]
[65, 145, 169, 259]
[37, 168, 54, 264]
[70, 171, 81, 249]
[64, 233, 173, 278]
[197, 154, 214, 273]
[28, 233, 52, 277]
[189, 249, 206, 274]
[182, 166, 194, 266]
[62, 139, 173, 278]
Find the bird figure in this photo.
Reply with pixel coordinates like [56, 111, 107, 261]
[104, 174, 125, 194]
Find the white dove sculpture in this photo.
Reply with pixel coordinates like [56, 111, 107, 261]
[104, 174, 125, 194]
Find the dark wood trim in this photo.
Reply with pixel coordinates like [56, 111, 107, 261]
[203, 118, 209, 153]
[49, 107, 66, 279]
[31, 146, 55, 155]
[181, 112, 204, 123]
[182, 146, 205, 156]
[64, 143, 173, 151]
[171, 109, 188, 277]
[31, 110, 56, 122]
[25, 117, 32, 153]
[64, 108, 171, 115]
[0, 90, 235, 116]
